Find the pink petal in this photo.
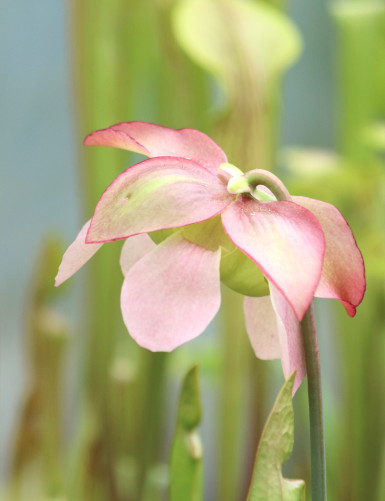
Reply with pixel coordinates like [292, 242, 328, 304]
[120, 233, 221, 351]
[120, 233, 156, 276]
[84, 121, 227, 173]
[269, 283, 307, 394]
[294, 196, 366, 316]
[244, 286, 306, 394]
[243, 296, 281, 359]
[222, 196, 325, 320]
[55, 220, 103, 286]
[87, 156, 232, 243]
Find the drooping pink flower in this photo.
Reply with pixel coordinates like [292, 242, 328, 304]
[55, 122, 365, 392]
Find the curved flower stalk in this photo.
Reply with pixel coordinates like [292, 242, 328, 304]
[55, 122, 365, 392]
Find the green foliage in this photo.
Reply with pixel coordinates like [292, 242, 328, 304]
[331, 1, 385, 159]
[169, 365, 203, 501]
[173, 0, 302, 91]
[172, 0, 302, 173]
[246, 372, 305, 501]
[182, 215, 270, 296]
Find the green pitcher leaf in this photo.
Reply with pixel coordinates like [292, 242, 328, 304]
[169, 365, 203, 501]
[173, 0, 302, 90]
[246, 372, 305, 501]
[220, 245, 269, 297]
[182, 216, 269, 296]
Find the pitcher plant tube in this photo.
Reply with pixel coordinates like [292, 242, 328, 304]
[55, 122, 365, 393]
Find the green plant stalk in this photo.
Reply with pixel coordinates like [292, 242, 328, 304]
[218, 288, 252, 501]
[331, 4, 385, 499]
[135, 351, 167, 501]
[301, 305, 327, 501]
[70, 0, 127, 404]
[70, 2, 136, 498]
[332, 2, 385, 160]
[336, 286, 385, 500]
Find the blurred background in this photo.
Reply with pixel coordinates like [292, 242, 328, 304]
[1, 0, 384, 500]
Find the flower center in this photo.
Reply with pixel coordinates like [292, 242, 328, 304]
[218, 163, 292, 201]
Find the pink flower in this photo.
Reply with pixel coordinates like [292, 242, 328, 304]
[55, 122, 365, 392]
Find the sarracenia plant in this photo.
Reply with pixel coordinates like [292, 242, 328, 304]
[56, 122, 365, 499]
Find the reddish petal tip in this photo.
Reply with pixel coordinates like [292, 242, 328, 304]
[294, 196, 366, 315]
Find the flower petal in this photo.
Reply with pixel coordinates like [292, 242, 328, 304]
[294, 196, 365, 316]
[243, 296, 281, 359]
[120, 233, 221, 351]
[87, 157, 232, 243]
[222, 196, 325, 320]
[120, 233, 156, 276]
[55, 220, 103, 286]
[269, 283, 306, 394]
[84, 121, 227, 173]
[244, 286, 306, 394]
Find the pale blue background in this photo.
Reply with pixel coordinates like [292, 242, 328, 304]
[0, 0, 335, 480]
[0, 0, 78, 476]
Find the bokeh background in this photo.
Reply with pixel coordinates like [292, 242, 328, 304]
[1, 1, 384, 500]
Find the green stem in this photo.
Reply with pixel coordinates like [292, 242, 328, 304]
[136, 351, 167, 501]
[244, 172, 327, 498]
[218, 287, 250, 501]
[301, 305, 327, 501]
